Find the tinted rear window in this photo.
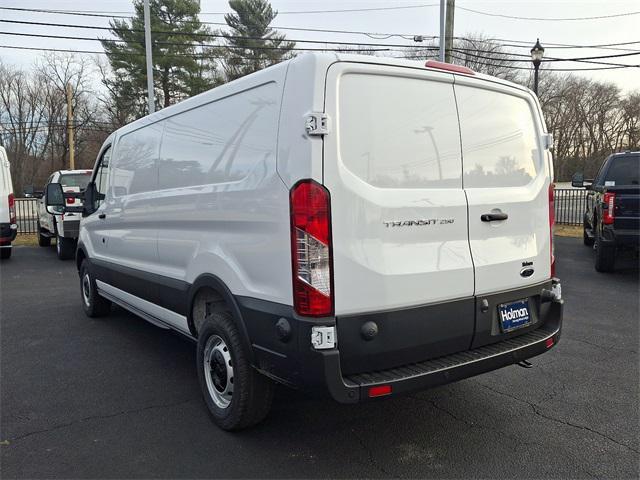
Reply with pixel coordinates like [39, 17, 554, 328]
[59, 173, 91, 189]
[604, 155, 639, 186]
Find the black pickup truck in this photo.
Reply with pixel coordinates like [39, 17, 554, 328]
[573, 151, 640, 272]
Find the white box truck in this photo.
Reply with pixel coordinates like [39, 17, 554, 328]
[0, 146, 17, 259]
[44, 54, 563, 430]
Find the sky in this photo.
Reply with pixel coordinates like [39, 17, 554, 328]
[0, 0, 638, 93]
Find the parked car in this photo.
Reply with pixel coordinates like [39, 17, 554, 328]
[45, 54, 564, 431]
[0, 146, 17, 260]
[573, 151, 640, 272]
[38, 169, 92, 259]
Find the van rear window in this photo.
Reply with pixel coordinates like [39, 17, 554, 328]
[456, 86, 541, 188]
[338, 73, 462, 189]
[604, 155, 639, 186]
[59, 173, 91, 190]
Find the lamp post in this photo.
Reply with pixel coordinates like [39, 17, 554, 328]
[530, 38, 545, 95]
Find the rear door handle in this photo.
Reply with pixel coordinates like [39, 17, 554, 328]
[98, 213, 106, 219]
[481, 212, 508, 222]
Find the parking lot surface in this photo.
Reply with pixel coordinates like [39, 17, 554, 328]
[1, 237, 638, 479]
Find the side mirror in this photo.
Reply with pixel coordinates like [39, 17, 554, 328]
[82, 182, 97, 217]
[44, 183, 65, 214]
[571, 172, 585, 188]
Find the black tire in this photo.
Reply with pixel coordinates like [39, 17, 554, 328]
[80, 260, 111, 317]
[197, 311, 274, 431]
[583, 218, 594, 247]
[56, 234, 75, 260]
[37, 222, 51, 247]
[594, 228, 615, 272]
[0, 247, 11, 260]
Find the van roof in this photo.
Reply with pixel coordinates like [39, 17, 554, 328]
[115, 52, 533, 138]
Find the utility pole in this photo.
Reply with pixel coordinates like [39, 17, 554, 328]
[444, 0, 455, 63]
[438, 0, 446, 61]
[66, 83, 75, 170]
[143, 0, 155, 114]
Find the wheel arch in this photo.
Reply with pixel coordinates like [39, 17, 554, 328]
[187, 274, 255, 364]
[76, 243, 87, 273]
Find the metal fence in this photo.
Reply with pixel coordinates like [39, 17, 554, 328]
[13, 189, 586, 235]
[15, 198, 39, 235]
[554, 188, 587, 226]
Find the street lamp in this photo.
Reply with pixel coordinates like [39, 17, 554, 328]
[530, 38, 545, 95]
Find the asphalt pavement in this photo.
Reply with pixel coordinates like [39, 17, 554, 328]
[1, 237, 638, 479]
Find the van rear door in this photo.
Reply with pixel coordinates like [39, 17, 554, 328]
[454, 79, 552, 347]
[323, 62, 476, 365]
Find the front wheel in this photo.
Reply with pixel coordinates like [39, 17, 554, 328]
[583, 218, 594, 247]
[56, 235, 75, 260]
[37, 222, 51, 247]
[197, 311, 274, 431]
[80, 260, 111, 317]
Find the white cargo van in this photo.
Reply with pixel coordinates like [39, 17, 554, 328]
[44, 54, 563, 431]
[0, 146, 17, 259]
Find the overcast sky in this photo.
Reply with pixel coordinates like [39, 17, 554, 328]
[0, 0, 638, 93]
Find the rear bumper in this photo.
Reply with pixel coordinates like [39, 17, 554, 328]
[239, 280, 563, 404]
[60, 219, 80, 238]
[601, 225, 640, 248]
[0, 222, 17, 246]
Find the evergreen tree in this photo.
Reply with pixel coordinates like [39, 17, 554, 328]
[221, 0, 295, 81]
[100, 0, 221, 118]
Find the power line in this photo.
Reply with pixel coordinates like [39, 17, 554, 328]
[2, 28, 638, 67]
[457, 6, 640, 22]
[0, 31, 394, 53]
[2, 7, 639, 50]
[0, 44, 636, 72]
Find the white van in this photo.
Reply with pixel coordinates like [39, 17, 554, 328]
[0, 146, 17, 259]
[44, 54, 563, 430]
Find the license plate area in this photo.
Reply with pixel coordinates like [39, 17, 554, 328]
[498, 299, 532, 333]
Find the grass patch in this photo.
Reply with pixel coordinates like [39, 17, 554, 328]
[554, 224, 582, 238]
[12, 234, 45, 247]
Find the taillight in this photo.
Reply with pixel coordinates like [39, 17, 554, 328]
[549, 183, 555, 277]
[602, 192, 616, 225]
[290, 180, 333, 317]
[8, 193, 16, 224]
[65, 190, 75, 204]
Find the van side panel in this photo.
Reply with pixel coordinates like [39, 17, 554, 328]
[152, 70, 293, 306]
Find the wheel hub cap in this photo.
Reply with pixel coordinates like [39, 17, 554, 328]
[203, 335, 233, 409]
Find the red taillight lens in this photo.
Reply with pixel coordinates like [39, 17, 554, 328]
[368, 385, 392, 397]
[290, 180, 333, 317]
[8, 193, 16, 224]
[602, 192, 616, 225]
[549, 183, 555, 277]
[65, 190, 75, 204]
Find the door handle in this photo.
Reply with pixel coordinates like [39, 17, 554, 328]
[481, 212, 508, 222]
[98, 213, 106, 219]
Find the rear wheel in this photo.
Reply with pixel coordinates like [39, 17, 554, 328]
[594, 228, 615, 272]
[197, 311, 274, 431]
[37, 222, 51, 247]
[56, 234, 75, 260]
[0, 247, 11, 260]
[80, 260, 111, 317]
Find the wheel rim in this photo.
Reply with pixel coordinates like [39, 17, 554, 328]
[82, 273, 91, 307]
[203, 335, 234, 409]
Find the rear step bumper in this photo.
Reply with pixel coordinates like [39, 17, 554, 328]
[318, 300, 562, 403]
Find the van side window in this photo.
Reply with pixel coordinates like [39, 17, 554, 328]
[112, 124, 162, 196]
[158, 83, 279, 189]
[456, 86, 541, 188]
[95, 146, 111, 208]
[338, 73, 462, 189]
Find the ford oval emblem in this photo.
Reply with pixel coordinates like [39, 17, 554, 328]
[520, 268, 535, 278]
